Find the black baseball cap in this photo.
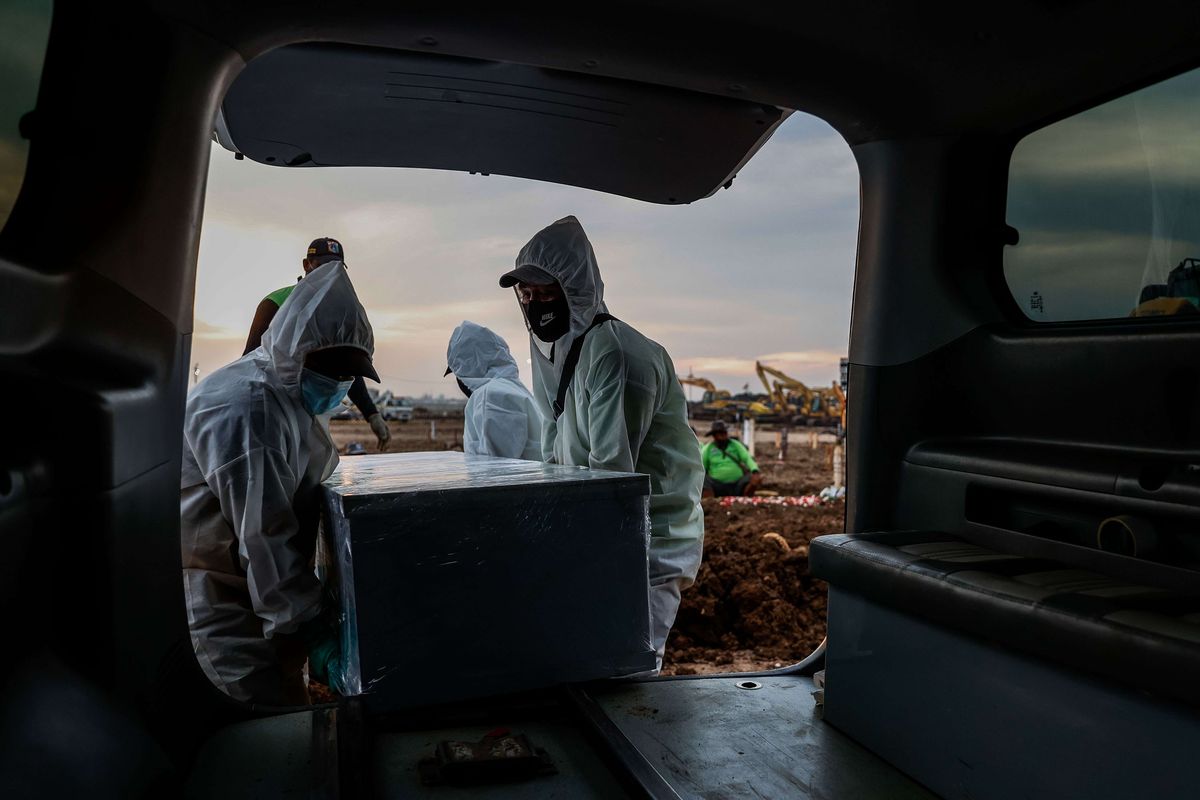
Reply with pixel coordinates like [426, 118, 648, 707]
[707, 420, 729, 436]
[305, 346, 380, 383]
[498, 264, 555, 288]
[307, 237, 345, 261]
[342, 348, 379, 382]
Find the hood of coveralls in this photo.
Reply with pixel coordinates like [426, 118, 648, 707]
[446, 320, 521, 392]
[512, 215, 609, 382]
[259, 260, 375, 389]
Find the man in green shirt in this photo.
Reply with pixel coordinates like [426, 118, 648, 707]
[243, 237, 391, 451]
[700, 420, 762, 498]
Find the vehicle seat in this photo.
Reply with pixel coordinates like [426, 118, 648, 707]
[810, 530, 1200, 706]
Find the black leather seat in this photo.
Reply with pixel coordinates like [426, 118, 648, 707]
[811, 531, 1200, 705]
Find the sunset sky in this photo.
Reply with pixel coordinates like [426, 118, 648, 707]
[193, 111, 860, 398]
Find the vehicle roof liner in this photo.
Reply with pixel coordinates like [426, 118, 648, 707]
[217, 43, 788, 204]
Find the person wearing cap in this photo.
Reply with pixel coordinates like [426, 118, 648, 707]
[242, 237, 391, 452]
[444, 321, 544, 460]
[181, 261, 378, 704]
[500, 215, 704, 672]
[700, 420, 762, 498]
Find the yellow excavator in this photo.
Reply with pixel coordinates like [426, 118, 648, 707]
[678, 375, 773, 419]
[755, 361, 845, 427]
[678, 376, 729, 406]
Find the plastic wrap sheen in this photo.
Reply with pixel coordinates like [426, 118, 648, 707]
[321, 452, 654, 711]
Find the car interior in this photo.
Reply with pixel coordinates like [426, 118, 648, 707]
[1, 2, 1197, 798]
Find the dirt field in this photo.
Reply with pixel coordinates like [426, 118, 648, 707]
[663, 440, 842, 675]
[328, 419, 841, 676]
[329, 416, 465, 455]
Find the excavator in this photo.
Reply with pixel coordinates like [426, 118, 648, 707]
[755, 361, 845, 427]
[678, 375, 729, 407]
[815, 382, 847, 431]
[678, 375, 773, 420]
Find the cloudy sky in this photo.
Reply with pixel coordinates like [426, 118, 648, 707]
[194, 112, 860, 398]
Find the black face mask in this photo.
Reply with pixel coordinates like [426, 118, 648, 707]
[526, 297, 571, 342]
[456, 378, 473, 398]
[715, 439, 730, 451]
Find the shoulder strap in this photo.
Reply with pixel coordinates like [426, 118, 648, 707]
[727, 440, 751, 474]
[553, 314, 617, 419]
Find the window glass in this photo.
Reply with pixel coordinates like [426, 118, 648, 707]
[0, 0, 53, 233]
[1005, 66, 1200, 321]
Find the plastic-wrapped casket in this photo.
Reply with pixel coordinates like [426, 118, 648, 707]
[321, 451, 655, 710]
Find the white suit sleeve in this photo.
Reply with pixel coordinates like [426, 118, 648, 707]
[466, 385, 529, 459]
[539, 412, 558, 463]
[585, 348, 692, 668]
[587, 348, 701, 588]
[584, 349, 655, 474]
[204, 443, 322, 638]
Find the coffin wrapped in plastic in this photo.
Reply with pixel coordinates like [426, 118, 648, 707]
[320, 451, 654, 711]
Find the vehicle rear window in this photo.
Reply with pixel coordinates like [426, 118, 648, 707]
[0, 0, 52, 234]
[1004, 65, 1200, 322]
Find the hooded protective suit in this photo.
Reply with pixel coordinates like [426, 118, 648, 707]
[510, 216, 704, 669]
[180, 261, 374, 704]
[446, 321, 544, 460]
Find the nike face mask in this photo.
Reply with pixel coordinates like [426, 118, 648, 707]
[525, 296, 571, 342]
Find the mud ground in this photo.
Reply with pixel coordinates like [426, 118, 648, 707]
[328, 416, 464, 455]
[328, 419, 841, 676]
[662, 440, 842, 675]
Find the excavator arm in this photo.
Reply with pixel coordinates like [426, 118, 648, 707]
[678, 376, 719, 394]
[755, 361, 817, 417]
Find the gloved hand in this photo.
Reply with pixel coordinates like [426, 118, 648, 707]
[298, 616, 346, 694]
[367, 413, 391, 452]
[308, 635, 346, 694]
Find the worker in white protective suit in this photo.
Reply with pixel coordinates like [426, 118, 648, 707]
[444, 320, 544, 460]
[499, 215, 704, 671]
[180, 261, 377, 705]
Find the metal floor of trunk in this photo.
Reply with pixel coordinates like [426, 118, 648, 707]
[186, 675, 935, 798]
[371, 676, 934, 799]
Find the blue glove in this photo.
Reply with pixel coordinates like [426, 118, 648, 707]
[308, 635, 345, 694]
[298, 616, 345, 694]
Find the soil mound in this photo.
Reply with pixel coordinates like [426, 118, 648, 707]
[664, 499, 840, 674]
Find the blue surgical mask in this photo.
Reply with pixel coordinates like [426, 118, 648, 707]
[301, 368, 353, 415]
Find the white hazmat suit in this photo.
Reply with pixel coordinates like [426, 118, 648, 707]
[508, 216, 704, 669]
[446, 321, 544, 460]
[180, 261, 374, 704]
